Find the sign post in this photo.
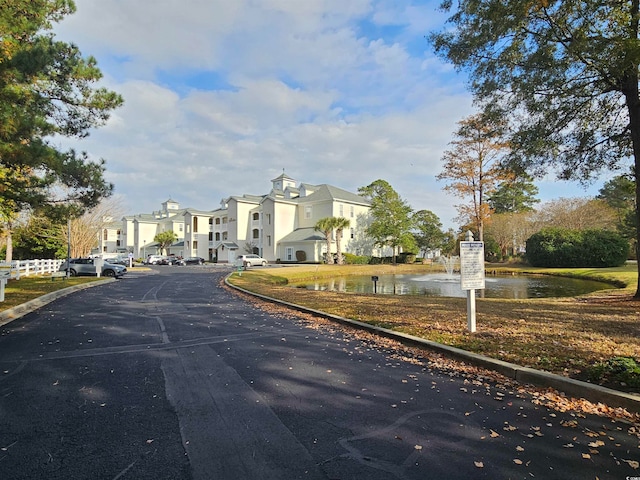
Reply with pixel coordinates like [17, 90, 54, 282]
[460, 231, 485, 333]
[0, 264, 11, 302]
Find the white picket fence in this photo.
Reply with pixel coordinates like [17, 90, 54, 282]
[0, 259, 65, 280]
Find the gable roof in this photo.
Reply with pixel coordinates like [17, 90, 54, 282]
[278, 227, 326, 243]
[271, 172, 296, 183]
[296, 184, 369, 206]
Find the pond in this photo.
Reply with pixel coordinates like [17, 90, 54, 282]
[290, 273, 613, 299]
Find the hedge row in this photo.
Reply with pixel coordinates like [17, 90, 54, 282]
[526, 227, 629, 267]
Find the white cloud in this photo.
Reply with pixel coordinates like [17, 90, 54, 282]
[49, 0, 598, 231]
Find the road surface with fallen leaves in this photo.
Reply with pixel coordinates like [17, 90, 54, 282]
[0, 267, 638, 479]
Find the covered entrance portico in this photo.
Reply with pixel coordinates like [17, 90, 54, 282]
[214, 241, 239, 264]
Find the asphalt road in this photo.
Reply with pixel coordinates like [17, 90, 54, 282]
[0, 267, 638, 479]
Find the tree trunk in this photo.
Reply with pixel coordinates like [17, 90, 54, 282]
[336, 229, 343, 265]
[325, 232, 333, 264]
[5, 227, 12, 263]
[623, 74, 640, 298]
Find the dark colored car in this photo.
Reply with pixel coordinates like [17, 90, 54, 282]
[182, 257, 205, 265]
[59, 258, 127, 278]
[160, 256, 182, 265]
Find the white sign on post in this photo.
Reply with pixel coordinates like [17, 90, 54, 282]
[460, 241, 485, 290]
[459, 233, 485, 333]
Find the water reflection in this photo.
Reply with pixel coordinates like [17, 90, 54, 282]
[291, 273, 612, 299]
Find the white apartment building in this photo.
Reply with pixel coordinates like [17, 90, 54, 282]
[98, 174, 372, 263]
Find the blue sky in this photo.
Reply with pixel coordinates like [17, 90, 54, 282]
[53, 0, 609, 228]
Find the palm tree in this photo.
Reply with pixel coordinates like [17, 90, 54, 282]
[154, 230, 178, 255]
[314, 217, 337, 264]
[333, 217, 350, 265]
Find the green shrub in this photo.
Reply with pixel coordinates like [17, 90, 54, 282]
[397, 252, 417, 264]
[587, 357, 640, 388]
[483, 236, 502, 262]
[343, 253, 369, 264]
[580, 229, 629, 267]
[526, 227, 629, 267]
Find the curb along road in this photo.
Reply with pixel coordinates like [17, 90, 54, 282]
[225, 276, 640, 414]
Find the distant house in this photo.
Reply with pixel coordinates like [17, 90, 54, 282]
[97, 174, 372, 262]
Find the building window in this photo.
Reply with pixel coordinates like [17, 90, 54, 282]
[286, 247, 294, 261]
[103, 229, 108, 240]
[186, 225, 190, 234]
[209, 218, 213, 225]
[350, 206, 354, 218]
[193, 241, 198, 249]
[216, 218, 221, 225]
[208, 232, 213, 241]
[117, 229, 121, 235]
[252, 229, 259, 239]
[116, 240, 121, 246]
[222, 217, 228, 224]
[339, 204, 344, 216]
[215, 233, 220, 241]
[222, 232, 228, 240]
[305, 205, 312, 219]
[267, 235, 271, 246]
[266, 213, 271, 225]
[193, 217, 198, 233]
[252, 212, 259, 221]
[350, 228, 354, 239]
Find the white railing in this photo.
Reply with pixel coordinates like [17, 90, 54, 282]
[0, 259, 65, 279]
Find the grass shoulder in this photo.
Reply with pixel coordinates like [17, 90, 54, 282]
[0, 276, 104, 313]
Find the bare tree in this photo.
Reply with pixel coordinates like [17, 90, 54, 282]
[486, 212, 536, 258]
[59, 198, 126, 257]
[244, 241, 258, 254]
[533, 198, 617, 231]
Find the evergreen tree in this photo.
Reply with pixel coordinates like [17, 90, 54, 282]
[358, 180, 415, 263]
[488, 174, 540, 214]
[412, 210, 446, 259]
[0, 0, 123, 259]
[597, 173, 637, 241]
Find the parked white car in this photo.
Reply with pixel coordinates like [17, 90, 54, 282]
[145, 255, 165, 265]
[235, 254, 268, 267]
